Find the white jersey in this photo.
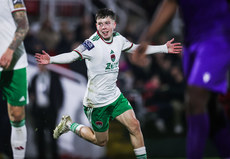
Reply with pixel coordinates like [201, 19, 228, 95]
[0, 0, 28, 71]
[74, 31, 133, 108]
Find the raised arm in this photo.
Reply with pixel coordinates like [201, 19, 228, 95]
[0, 11, 29, 69]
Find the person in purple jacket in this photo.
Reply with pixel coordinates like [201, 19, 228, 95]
[134, 0, 230, 158]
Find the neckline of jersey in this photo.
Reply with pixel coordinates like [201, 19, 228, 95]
[96, 31, 113, 44]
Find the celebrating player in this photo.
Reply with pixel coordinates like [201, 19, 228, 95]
[35, 8, 182, 159]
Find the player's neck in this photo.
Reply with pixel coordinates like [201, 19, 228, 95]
[104, 37, 113, 43]
[97, 31, 113, 43]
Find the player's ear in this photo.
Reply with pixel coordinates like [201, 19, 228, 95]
[113, 22, 116, 29]
[96, 23, 99, 29]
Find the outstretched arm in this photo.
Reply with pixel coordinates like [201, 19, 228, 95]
[130, 38, 182, 67]
[127, 38, 182, 54]
[35, 50, 80, 65]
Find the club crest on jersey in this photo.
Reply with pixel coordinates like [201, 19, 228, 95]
[110, 50, 115, 62]
[82, 40, 94, 50]
[95, 121, 103, 128]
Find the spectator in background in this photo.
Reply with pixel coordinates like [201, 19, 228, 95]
[74, 14, 95, 43]
[37, 18, 60, 56]
[135, 0, 230, 158]
[55, 21, 75, 54]
[24, 29, 45, 55]
[29, 64, 64, 159]
[55, 20, 76, 69]
[0, 0, 29, 158]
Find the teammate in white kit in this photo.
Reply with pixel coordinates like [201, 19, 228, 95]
[35, 8, 182, 159]
[0, 0, 29, 158]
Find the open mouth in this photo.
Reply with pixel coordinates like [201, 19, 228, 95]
[102, 31, 109, 37]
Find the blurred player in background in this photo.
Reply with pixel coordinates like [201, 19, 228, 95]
[35, 8, 182, 159]
[134, 0, 230, 158]
[0, 0, 29, 158]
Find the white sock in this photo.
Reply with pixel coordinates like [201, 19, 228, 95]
[11, 125, 27, 159]
[134, 146, 147, 159]
[70, 123, 84, 135]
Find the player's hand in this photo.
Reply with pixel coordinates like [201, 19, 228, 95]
[0, 48, 14, 69]
[35, 50, 50, 64]
[166, 38, 182, 54]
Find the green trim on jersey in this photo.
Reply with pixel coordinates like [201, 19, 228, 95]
[91, 34, 100, 41]
[122, 43, 134, 52]
[0, 68, 27, 106]
[73, 50, 83, 60]
[113, 32, 120, 37]
[84, 93, 132, 132]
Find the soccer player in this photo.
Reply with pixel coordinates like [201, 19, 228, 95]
[0, 0, 29, 158]
[135, 0, 230, 158]
[35, 8, 182, 159]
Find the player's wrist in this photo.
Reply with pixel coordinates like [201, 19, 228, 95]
[163, 44, 168, 53]
[49, 57, 54, 64]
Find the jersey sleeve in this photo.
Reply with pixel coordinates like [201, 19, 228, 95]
[9, 0, 26, 13]
[73, 39, 95, 60]
[121, 35, 134, 52]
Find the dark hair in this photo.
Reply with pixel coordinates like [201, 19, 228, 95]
[95, 8, 116, 21]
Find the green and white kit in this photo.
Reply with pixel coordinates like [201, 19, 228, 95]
[50, 31, 168, 108]
[50, 31, 168, 131]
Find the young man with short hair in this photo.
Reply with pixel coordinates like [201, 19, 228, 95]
[35, 8, 182, 159]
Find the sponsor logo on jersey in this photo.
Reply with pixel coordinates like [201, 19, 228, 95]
[82, 40, 94, 50]
[95, 121, 103, 128]
[105, 62, 119, 72]
[13, 0, 25, 9]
